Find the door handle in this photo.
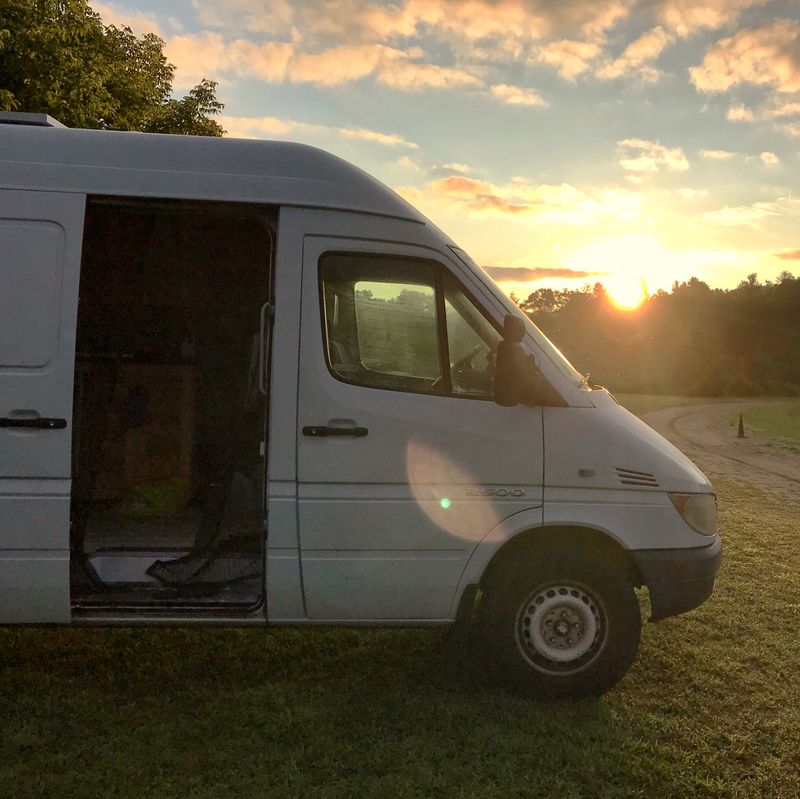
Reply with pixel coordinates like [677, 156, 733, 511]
[0, 417, 67, 430]
[303, 425, 368, 437]
[258, 301, 273, 396]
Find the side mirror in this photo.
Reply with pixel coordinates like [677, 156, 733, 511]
[494, 313, 565, 407]
[494, 313, 532, 407]
[503, 313, 526, 343]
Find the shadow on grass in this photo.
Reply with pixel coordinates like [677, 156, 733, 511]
[2, 624, 634, 794]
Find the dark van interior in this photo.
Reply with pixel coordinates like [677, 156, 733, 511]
[70, 198, 274, 611]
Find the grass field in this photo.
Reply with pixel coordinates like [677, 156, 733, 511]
[733, 401, 800, 444]
[617, 394, 800, 447]
[3, 402, 799, 797]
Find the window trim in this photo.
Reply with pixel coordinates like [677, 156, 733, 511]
[433, 269, 453, 395]
[318, 250, 502, 401]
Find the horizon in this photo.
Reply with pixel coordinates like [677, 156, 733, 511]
[94, 0, 800, 303]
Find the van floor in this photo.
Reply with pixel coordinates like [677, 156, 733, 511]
[72, 504, 263, 610]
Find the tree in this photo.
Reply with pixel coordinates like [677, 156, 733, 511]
[0, 0, 224, 135]
[515, 271, 800, 397]
[143, 79, 224, 136]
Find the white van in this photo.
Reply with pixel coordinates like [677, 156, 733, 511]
[0, 112, 720, 696]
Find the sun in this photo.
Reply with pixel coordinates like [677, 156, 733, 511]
[605, 276, 649, 310]
[566, 235, 664, 310]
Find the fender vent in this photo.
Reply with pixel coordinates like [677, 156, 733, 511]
[616, 467, 659, 487]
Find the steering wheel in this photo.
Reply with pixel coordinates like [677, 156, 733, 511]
[430, 344, 484, 391]
[453, 344, 483, 372]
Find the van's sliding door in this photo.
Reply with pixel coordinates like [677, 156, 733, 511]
[0, 190, 84, 623]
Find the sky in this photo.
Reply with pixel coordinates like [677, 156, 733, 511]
[94, 0, 800, 305]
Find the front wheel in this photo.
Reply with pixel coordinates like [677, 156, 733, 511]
[481, 553, 641, 698]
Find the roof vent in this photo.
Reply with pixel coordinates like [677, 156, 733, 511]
[616, 467, 659, 488]
[0, 112, 66, 128]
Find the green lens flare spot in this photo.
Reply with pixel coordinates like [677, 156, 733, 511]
[440, 498, 452, 510]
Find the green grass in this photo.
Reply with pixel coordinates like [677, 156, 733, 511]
[733, 401, 800, 444]
[2, 478, 799, 798]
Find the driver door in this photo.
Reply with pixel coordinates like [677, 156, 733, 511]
[296, 237, 543, 620]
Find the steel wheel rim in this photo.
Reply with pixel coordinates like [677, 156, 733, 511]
[515, 582, 607, 675]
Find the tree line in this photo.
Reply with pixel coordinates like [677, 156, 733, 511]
[515, 271, 800, 397]
[0, 0, 223, 135]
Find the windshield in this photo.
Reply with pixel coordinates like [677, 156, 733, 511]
[450, 246, 586, 388]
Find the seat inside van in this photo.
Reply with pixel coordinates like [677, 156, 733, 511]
[70, 198, 273, 610]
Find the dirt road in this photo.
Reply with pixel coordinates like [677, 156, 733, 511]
[641, 401, 800, 504]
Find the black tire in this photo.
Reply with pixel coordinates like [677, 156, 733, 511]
[480, 551, 641, 698]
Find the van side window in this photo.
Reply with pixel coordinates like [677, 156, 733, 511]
[320, 254, 442, 393]
[354, 280, 439, 380]
[319, 253, 500, 398]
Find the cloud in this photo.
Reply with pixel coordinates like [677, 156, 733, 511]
[338, 127, 418, 147]
[760, 151, 780, 166]
[93, 1, 163, 36]
[402, 175, 643, 224]
[779, 122, 800, 137]
[726, 97, 800, 140]
[774, 249, 800, 260]
[377, 59, 481, 90]
[218, 114, 418, 148]
[702, 204, 774, 227]
[702, 196, 800, 227]
[167, 33, 482, 92]
[483, 266, 606, 281]
[726, 104, 756, 122]
[677, 187, 710, 199]
[167, 33, 294, 86]
[654, 0, 769, 36]
[168, 0, 767, 98]
[396, 155, 423, 171]
[690, 21, 800, 94]
[618, 138, 689, 173]
[533, 39, 602, 80]
[726, 99, 800, 137]
[429, 176, 532, 214]
[699, 149, 735, 160]
[490, 84, 547, 107]
[427, 163, 471, 178]
[284, 43, 483, 91]
[289, 44, 394, 86]
[598, 26, 673, 82]
[772, 101, 800, 118]
[192, 0, 295, 35]
[192, 0, 629, 44]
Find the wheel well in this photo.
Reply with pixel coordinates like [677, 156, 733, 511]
[479, 525, 643, 595]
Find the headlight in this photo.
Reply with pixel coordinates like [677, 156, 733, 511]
[669, 493, 717, 537]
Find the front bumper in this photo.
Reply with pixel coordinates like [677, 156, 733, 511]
[632, 536, 722, 621]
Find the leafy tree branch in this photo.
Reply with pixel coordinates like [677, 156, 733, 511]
[0, 0, 224, 135]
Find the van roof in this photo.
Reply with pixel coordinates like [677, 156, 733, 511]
[0, 122, 425, 222]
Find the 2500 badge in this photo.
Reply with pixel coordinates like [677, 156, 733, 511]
[465, 487, 527, 498]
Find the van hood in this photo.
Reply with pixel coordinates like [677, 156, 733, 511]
[543, 391, 713, 494]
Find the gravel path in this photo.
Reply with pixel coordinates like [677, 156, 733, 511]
[641, 401, 800, 504]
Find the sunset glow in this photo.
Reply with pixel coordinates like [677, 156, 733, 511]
[606, 278, 649, 311]
[94, 0, 799, 297]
